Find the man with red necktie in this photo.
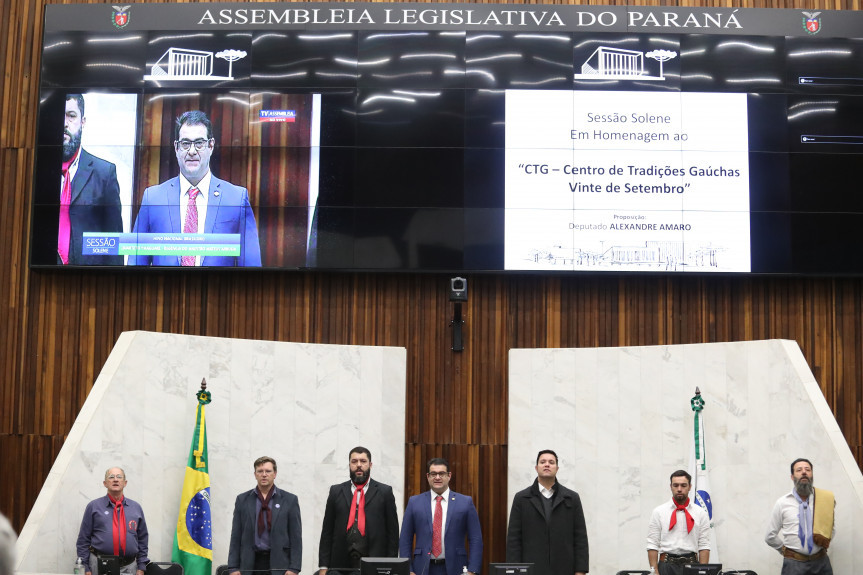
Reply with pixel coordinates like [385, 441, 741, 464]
[76, 467, 149, 575]
[318, 447, 399, 575]
[128, 110, 261, 267]
[646, 470, 711, 575]
[399, 458, 483, 575]
[59, 94, 123, 266]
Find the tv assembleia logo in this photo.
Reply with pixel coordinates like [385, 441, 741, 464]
[573, 46, 677, 81]
[112, 5, 130, 29]
[143, 48, 248, 82]
[802, 11, 822, 35]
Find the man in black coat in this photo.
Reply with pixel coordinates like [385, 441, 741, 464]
[318, 447, 399, 575]
[506, 449, 589, 575]
[61, 93, 124, 266]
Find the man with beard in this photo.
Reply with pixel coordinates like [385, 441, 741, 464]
[75, 467, 149, 575]
[765, 458, 835, 575]
[128, 110, 261, 267]
[318, 447, 399, 574]
[646, 470, 710, 575]
[506, 449, 589, 575]
[60, 94, 123, 265]
[227, 457, 302, 575]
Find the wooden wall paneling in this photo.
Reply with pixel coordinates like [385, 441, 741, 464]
[2, 0, 863, 558]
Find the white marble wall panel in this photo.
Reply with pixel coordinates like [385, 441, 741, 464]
[16, 331, 406, 575]
[508, 339, 863, 575]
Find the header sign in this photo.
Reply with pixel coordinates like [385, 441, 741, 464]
[44, 3, 850, 37]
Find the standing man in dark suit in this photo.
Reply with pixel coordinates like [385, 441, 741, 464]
[318, 447, 399, 575]
[128, 110, 261, 267]
[60, 93, 123, 265]
[399, 458, 483, 575]
[506, 449, 589, 575]
[228, 457, 302, 575]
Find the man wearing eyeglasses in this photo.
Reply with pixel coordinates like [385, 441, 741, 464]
[399, 458, 482, 575]
[128, 110, 262, 266]
[76, 468, 149, 575]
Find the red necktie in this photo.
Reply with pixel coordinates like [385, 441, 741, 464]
[58, 149, 80, 264]
[109, 495, 127, 556]
[346, 482, 367, 536]
[432, 495, 443, 557]
[669, 498, 695, 533]
[181, 187, 200, 266]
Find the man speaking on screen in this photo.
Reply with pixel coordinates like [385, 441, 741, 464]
[128, 110, 262, 266]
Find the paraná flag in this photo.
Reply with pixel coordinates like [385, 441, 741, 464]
[689, 387, 719, 562]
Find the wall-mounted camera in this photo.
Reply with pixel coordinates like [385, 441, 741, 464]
[449, 277, 468, 302]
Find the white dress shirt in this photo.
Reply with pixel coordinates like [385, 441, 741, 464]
[646, 499, 711, 554]
[765, 491, 833, 554]
[178, 171, 211, 265]
[430, 488, 450, 558]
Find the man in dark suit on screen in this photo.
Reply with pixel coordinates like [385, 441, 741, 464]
[128, 110, 261, 267]
[318, 447, 399, 575]
[59, 93, 123, 265]
[228, 456, 302, 575]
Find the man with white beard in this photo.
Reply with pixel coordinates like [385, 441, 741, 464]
[765, 458, 835, 575]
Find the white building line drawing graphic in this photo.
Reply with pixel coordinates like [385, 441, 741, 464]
[143, 47, 247, 82]
[573, 46, 677, 81]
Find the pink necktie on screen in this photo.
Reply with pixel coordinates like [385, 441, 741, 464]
[432, 495, 443, 557]
[181, 187, 200, 266]
[58, 150, 79, 264]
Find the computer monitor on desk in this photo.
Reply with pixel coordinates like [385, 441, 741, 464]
[96, 556, 120, 575]
[488, 564, 532, 574]
[359, 557, 410, 575]
[682, 564, 721, 575]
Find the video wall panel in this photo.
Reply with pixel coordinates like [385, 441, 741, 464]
[31, 3, 863, 274]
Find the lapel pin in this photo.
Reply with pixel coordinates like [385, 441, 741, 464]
[214, 191, 220, 197]
[275, 503, 280, 508]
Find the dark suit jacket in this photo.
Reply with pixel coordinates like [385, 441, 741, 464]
[399, 490, 483, 575]
[506, 479, 589, 575]
[228, 487, 302, 574]
[65, 149, 123, 265]
[128, 175, 262, 266]
[318, 479, 399, 570]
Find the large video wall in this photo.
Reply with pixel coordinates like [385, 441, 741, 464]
[31, 4, 863, 273]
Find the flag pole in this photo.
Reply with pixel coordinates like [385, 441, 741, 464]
[172, 379, 213, 575]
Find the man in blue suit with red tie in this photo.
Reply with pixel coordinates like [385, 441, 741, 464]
[129, 110, 261, 267]
[399, 458, 483, 575]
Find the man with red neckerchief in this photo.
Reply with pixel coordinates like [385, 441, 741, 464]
[76, 467, 149, 575]
[318, 447, 399, 575]
[646, 470, 711, 575]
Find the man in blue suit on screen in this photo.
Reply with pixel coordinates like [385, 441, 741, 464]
[129, 110, 261, 266]
[399, 458, 483, 575]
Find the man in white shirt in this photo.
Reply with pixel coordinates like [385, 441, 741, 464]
[765, 458, 834, 575]
[646, 470, 711, 575]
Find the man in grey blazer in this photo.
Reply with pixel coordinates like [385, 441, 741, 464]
[228, 457, 302, 575]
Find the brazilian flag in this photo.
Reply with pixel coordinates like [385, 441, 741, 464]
[172, 388, 213, 575]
